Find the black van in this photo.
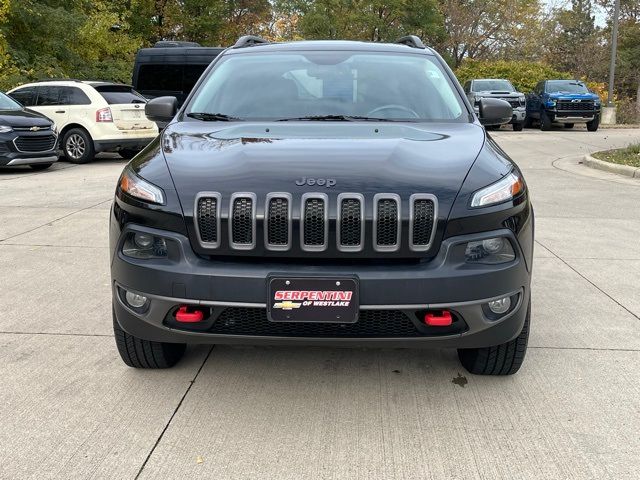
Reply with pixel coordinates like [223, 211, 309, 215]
[132, 42, 224, 106]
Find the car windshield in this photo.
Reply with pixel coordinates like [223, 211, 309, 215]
[187, 51, 466, 122]
[472, 80, 514, 92]
[0, 92, 23, 110]
[546, 81, 589, 94]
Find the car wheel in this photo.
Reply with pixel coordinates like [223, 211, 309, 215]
[512, 122, 524, 131]
[586, 115, 600, 132]
[539, 111, 552, 131]
[119, 148, 141, 159]
[29, 163, 53, 171]
[113, 309, 186, 368]
[63, 128, 95, 164]
[457, 299, 530, 375]
[563, 123, 574, 129]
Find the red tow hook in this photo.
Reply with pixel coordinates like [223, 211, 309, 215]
[423, 310, 453, 327]
[175, 306, 204, 323]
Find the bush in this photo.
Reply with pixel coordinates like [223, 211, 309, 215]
[616, 98, 640, 124]
[455, 60, 572, 93]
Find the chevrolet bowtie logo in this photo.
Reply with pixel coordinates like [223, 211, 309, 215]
[273, 301, 302, 311]
[29, 126, 41, 132]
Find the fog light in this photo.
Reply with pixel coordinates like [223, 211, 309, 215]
[134, 233, 154, 248]
[482, 237, 504, 254]
[488, 297, 511, 315]
[125, 291, 148, 309]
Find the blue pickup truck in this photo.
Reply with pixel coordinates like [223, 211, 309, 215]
[525, 80, 601, 131]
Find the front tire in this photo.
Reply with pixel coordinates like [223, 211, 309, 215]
[540, 111, 552, 131]
[113, 310, 186, 368]
[564, 123, 574, 129]
[586, 115, 600, 132]
[457, 301, 530, 375]
[512, 122, 524, 131]
[63, 128, 95, 164]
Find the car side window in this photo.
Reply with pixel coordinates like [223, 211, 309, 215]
[9, 87, 36, 106]
[36, 86, 61, 106]
[59, 87, 91, 105]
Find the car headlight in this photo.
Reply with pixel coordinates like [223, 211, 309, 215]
[470, 171, 524, 208]
[51, 123, 58, 134]
[546, 100, 556, 107]
[465, 237, 515, 264]
[0, 125, 13, 133]
[119, 167, 165, 204]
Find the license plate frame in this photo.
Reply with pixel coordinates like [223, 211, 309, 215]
[267, 276, 359, 323]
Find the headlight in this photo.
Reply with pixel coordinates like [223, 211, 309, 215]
[465, 237, 515, 264]
[119, 167, 165, 204]
[0, 125, 13, 133]
[122, 232, 168, 259]
[51, 123, 58, 134]
[470, 171, 524, 208]
[546, 100, 556, 107]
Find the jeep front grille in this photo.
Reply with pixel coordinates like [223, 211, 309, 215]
[194, 192, 437, 254]
[230, 193, 256, 249]
[265, 193, 291, 250]
[195, 193, 220, 247]
[374, 194, 401, 251]
[301, 194, 328, 250]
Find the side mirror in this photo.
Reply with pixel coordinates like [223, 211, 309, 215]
[478, 98, 513, 126]
[145, 96, 178, 123]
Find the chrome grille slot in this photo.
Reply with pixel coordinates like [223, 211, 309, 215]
[229, 193, 256, 249]
[410, 194, 437, 251]
[301, 193, 328, 251]
[337, 193, 364, 252]
[195, 192, 221, 248]
[265, 193, 291, 250]
[373, 194, 400, 252]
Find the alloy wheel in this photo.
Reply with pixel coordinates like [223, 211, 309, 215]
[66, 134, 86, 160]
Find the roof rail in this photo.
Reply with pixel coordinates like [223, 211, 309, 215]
[153, 40, 201, 48]
[233, 35, 269, 49]
[395, 35, 425, 49]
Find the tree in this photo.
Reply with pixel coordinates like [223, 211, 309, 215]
[281, 0, 444, 44]
[437, 0, 543, 67]
[545, 0, 607, 79]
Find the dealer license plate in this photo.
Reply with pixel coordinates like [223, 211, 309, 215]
[267, 277, 359, 323]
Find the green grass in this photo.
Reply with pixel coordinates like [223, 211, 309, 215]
[593, 143, 640, 168]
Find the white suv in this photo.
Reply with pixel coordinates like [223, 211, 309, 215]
[8, 80, 158, 164]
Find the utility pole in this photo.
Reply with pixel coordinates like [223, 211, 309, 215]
[607, 0, 620, 107]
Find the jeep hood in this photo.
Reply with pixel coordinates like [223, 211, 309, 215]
[161, 122, 486, 219]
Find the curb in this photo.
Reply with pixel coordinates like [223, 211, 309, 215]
[583, 154, 640, 179]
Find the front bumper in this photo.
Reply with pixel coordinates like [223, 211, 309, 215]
[0, 134, 59, 167]
[545, 109, 600, 122]
[111, 220, 533, 348]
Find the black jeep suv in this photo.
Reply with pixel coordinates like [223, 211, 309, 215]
[110, 36, 533, 375]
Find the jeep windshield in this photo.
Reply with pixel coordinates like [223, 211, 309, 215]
[187, 51, 467, 122]
[472, 80, 515, 92]
[546, 81, 589, 94]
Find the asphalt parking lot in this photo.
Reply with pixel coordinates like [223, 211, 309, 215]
[1, 127, 639, 479]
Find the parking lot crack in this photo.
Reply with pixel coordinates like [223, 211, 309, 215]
[134, 346, 214, 480]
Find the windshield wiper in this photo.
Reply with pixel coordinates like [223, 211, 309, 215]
[277, 115, 396, 122]
[187, 112, 243, 121]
